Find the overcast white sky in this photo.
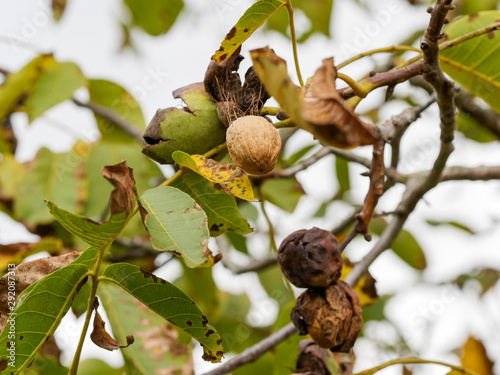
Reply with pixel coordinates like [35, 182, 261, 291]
[1, 0, 500, 374]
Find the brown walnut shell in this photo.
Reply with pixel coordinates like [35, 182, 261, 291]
[294, 339, 333, 375]
[226, 115, 281, 175]
[291, 280, 363, 352]
[278, 227, 342, 288]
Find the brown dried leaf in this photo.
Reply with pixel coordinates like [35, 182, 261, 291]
[101, 160, 136, 216]
[303, 58, 379, 148]
[0, 251, 81, 331]
[0, 238, 63, 271]
[90, 299, 134, 351]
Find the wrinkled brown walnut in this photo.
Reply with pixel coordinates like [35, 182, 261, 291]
[291, 281, 363, 352]
[278, 227, 342, 288]
[294, 339, 333, 375]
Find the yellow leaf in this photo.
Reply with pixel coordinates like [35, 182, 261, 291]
[459, 336, 494, 375]
[172, 151, 256, 202]
[341, 256, 378, 307]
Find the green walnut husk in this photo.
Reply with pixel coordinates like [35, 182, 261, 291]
[142, 83, 227, 164]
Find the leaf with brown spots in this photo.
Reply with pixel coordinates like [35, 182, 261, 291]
[0, 247, 98, 373]
[91, 299, 134, 351]
[172, 171, 252, 236]
[172, 151, 256, 202]
[0, 237, 63, 271]
[100, 263, 223, 363]
[212, 0, 285, 63]
[139, 186, 219, 268]
[0, 251, 82, 332]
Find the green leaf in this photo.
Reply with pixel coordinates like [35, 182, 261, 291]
[139, 186, 217, 268]
[258, 266, 294, 309]
[225, 232, 249, 255]
[259, 178, 304, 213]
[75, 359, 122, 375]
[335, 156, 351, 195]
[123, 0, 184, 36]
[172, 171, 252, 236]
[370, 219, 427, 270]
[172, 151, 256, 202]
[47, 202, 128, 250]
[98, 282, 194, 374]
[14, 146, 86, 226]
[453, 267, 500, 295]
[0, 55, 55, 122]
[25, 61, 86, 122]
[426, 219, 475, 234]
[0, 248, 98, 373]
[100, 263, 223, 363]
[212, 0, 286, 62]
[19, 354, 69, 375]
[265, 0, 333, 42]
[362, 295, 391, 322]
[456, 110, 497, 142]
[440, 11, 500, 113]
[88, 79, 145, 142]
[287, 144, 316, 165]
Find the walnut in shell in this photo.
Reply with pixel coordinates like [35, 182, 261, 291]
[278, 227, 342, 288]
[226, 115, 281, 175]
[291, 280, 363, 352]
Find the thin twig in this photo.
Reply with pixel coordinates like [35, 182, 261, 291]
[454, 89, 500, 139]
[232, 256, 277, 274]
[254, 147, 331, 179]
[72, 98, 144, 143]
[201, 323, 297, 375]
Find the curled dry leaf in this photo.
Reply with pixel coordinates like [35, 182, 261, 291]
[302, 58, 379, 149]
[0, 251, 81, 332]
[91, 299, 134, 351]
[101, 160, 136, 216]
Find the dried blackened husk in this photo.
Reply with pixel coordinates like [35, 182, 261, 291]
[291, 281, 363, 352]
[278, 227, 342, 288]
[204, 49, 269, 125]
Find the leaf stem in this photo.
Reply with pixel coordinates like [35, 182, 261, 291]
[274, 118, 296, 128]
[336, 45, 420, 70]
[337, 72, 369, 98]
[284, 0, 304, 87]
[257, 187, 278, 253]
[353, 357, 480, 375]
[69, 248, 107, 375]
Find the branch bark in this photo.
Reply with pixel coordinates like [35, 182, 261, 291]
[72, 98, 145, 143]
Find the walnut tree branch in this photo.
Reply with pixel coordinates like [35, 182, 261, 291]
[72, 98, 145, 143]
